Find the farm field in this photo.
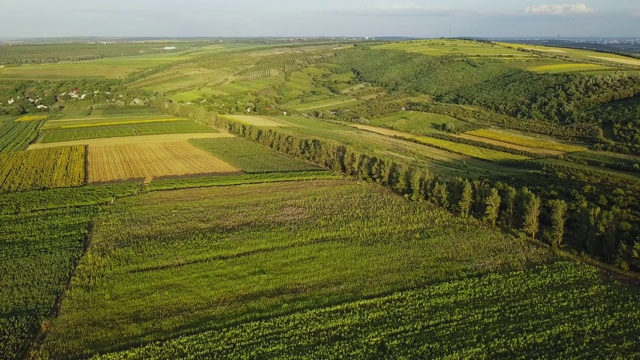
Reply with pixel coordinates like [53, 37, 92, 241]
[369, 111, 472, 135]
[0, 146, 85, 192]
[349, 123, 529, 162]
[94, 260, 640, 359]
[189, 137, 322, 173]
[42, 116, 184, 130]
[38, 180, 550, 359]
[466, 128, 586, 153]
[224, 115, 287, 127]
[0, 120, 43, 153]
[88, 141, 241, 183]
[0, 207, 94, 360]
[39, 120, 216, 143]
[29, 132, 233, 149]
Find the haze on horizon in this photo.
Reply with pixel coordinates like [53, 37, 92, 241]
[0, 1, 637, 39]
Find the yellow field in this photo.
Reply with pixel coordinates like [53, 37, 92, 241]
[224, 115, 286, 127]
[28, 133, 234, 149]
[589, 56, 640, 67]
[528, 63, 610, 73]
[16, 115, 49, 122]
[0, 146, 85, 192]
[88, 141, 241, 183]
[466, 129, 586, 153]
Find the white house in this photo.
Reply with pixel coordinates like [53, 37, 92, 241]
[163, 46, 177, 50]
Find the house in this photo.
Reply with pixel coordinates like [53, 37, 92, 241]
[36, 104, 48, 109]
[163, 46, 177, 51]
[7, 98, 14, 105]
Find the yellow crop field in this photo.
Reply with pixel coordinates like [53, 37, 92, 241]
[466, 129, 586, 153]
[88, 141, 241, 183]
[225, 115, 287, 127]
[16, 115, 49, 122]
[0, 146, 85, 192]
[528, 63, 611, 73]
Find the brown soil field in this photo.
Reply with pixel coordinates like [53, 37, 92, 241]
[88, 141, 241, 183]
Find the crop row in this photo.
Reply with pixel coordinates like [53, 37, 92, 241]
[94, 261, 640, 359]
[0, 120, 43, 153]
[40, 121, 215, 143]
[0, 208, 94, 360]
[0, 146, 85, 192]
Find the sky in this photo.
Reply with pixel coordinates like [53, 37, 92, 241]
[0, 1, 637, 39]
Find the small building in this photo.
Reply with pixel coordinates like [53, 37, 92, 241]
[163, 46, 177, 51]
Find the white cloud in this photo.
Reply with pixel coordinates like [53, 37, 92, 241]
[525, 3, 594, 15]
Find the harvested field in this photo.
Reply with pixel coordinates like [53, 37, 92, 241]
[224, 115, 286, 127]
[88, 141, 241, 183]
[28, 133, 234, 149]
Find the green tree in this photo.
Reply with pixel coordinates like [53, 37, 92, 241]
[458, 179, 473, 218]
[520, 187, 541, 240]
[547, 199, 567, 247]
[483, 188, 501, 226]
[501, 185, 517, 228]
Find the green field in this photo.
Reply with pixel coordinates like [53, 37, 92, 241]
[189, 137, 322, 173]
[0, 119, 43, 153]
[38, 180, 549, 359]
[0, 208, 94, 360]
[94, 260, 640, 359]
[369, 111, 472, 135]
[39, 120, 215, 143]
[43, 115, 182, 130]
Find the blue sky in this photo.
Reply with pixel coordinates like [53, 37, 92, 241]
[0, 1, 637, 38]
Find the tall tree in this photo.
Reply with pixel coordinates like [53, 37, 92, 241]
[458, 179, 473, 218]
[502, 185, 517, 228]
[547, 199, 567, 247]
[483, 188, 501, 226]
[521, 187, 541, 240]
